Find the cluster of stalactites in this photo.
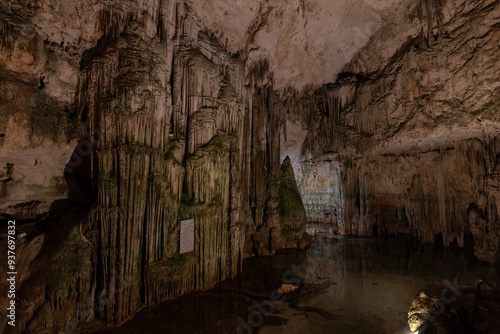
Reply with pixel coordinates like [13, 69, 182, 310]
[339, 137, 500, 261]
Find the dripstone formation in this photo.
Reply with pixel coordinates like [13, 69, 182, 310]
[0, 1, 310, 331]
[0, 0, 499, 332]
[292, 0, 500, 262]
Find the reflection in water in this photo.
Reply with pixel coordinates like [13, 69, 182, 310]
[97, 235, 488, 334]
[260, 235, 488, 334]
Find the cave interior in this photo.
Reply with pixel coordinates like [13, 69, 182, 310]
[1, 0, 500, 333]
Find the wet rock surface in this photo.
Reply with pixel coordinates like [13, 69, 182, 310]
[385, 282, 500, 334]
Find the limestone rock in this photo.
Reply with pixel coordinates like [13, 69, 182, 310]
[1, 0, 499, 332]
[279, 155, 306, 229]
[0, 69, 79, 219]
[293, 0, 500, 261]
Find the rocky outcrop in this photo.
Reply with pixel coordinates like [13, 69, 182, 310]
[0, 213, 94, 333]
[279, 156, 306, 229]
[0, 68, 79, 219]
[74, 4, 310, 329]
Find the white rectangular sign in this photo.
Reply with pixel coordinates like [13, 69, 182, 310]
[179, 219, 195, 253]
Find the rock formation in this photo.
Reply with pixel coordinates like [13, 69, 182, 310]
[279, 156, 307, 231]
[0, 1, 310, 332]
[289, 0, 500, 263]
[0, 0, 499, 332]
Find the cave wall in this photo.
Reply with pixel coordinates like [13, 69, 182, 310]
[294, 155, 344, 226]
[1, 0, 499, 332]
[0, 53, 79, 219]
[338, 140, 500, 261]
[293, 0, 500, 261]
[0, 1, 310, 332]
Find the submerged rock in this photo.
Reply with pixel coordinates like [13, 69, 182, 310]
[277, 283, 299, 294]
[408, 292, 441, 332]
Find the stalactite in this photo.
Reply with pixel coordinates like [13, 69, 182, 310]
[338, 137, 500, 261]
[64, 2, 310, 328]
[287, 0, 500, 264]
[408, 0, 445, 43]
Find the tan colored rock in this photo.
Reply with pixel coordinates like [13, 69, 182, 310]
[277, 283, 298, 294]
[294, 0, 500, 261]
[1, 0, 499, 332]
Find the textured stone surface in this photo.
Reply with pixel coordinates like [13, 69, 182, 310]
[0, 213, 94, 332]
[279, 156, 307, 229]
[295, 155, 344, 226]
[292, 0, 500, 262]
[0, 1, 309, 332]
[0, 0, 499, 332]
[190, 0, 405, 90]
[0, 69, 79, 218]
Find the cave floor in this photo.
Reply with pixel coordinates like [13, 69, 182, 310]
[88, 234, 489, 334]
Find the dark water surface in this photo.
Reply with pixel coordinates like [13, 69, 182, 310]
[99, 234, 489, 334]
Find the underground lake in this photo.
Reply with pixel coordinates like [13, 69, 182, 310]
[87, 233, 490, 334]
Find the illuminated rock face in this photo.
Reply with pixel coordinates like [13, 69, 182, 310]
[0, 1, 309, 332]
[290, 0, 500, 261]
[0, 0, 499, 332]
